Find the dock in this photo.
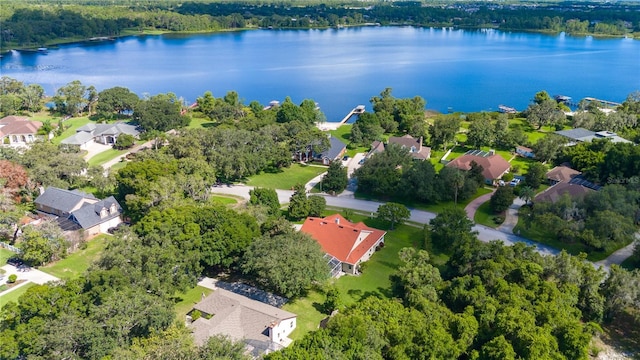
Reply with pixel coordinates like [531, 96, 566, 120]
[337, 105, 365, 125]
[583, 97, 621, 108]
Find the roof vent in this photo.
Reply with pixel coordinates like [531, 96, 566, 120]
[334, 217, 340, 225]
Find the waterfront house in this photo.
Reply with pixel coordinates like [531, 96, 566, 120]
[555, 128, 632, 145]
[313, 135, 347, 165]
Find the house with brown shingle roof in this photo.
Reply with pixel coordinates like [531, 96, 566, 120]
[367, 135, 431, 161]
[390, 134, 431, 160]
[189, 288, 297, 357]
[546, 165, 581, 185]
[0, 116, 51, 146]
[534, 182, 594, 203]
[300, 214, 386, 275]
[446, 150, 511, 185]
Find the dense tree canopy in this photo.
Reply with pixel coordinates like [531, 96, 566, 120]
[133, 93, 189, 132]
[242, 230, 329, 298]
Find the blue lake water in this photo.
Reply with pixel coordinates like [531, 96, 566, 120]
[1, 27, 639, 122]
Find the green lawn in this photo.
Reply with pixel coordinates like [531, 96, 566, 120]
[40, 235, 108, 279]
[335, 220, 422, 306]
[52, 117, 92, 144]
[419, 187, 493, 213]
[474, 201, 501, 228]
[246, 164, 327, 190]
[329, 124, 368, 157]
[509, 156, 540, 175]
[173, 285, 214, 322]
[87, 148, 129, 166]
[512, 215, 621, 262]
[0, 282, 37, 306]
[188, 116, 216, 129]
[283, 214, 433, 340]
[209, 195, 240, 205]
[109, 161, 128, 172]
[282, 290, 326, 340]
[0, 248, 15, 266]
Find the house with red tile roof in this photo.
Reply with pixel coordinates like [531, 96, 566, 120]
[300, 214, 386, 275]
[0, 116, 51, 146]
[446, 149, 511, 185]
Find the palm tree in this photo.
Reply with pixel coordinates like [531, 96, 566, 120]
[519, 186, 535, 205]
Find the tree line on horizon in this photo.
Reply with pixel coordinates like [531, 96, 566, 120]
[1, 1, 639, 49]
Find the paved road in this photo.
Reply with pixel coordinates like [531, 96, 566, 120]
[211, 185, 561, 258]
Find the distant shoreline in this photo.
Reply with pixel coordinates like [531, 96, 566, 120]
[2, 24, 637, 56]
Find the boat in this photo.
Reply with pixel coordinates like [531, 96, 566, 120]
[498, 105, 517, 114]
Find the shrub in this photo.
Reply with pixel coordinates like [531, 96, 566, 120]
[493, 216, 505, 225]
[191, 309, 201, 321]
[502, 172, 514, 182]
[7, 274, 17, 283]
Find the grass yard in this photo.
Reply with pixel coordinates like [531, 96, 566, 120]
[188, 116, 216, 129]
[512, 215, 620, 262]
[283, 213, 434, 340]
[109, 161, 128, 172]
[508, 156, 540, 175]
[0, 282, 37, 306]
[41, 235, 108, 279]
[87, 148, 129, 166]
[52, 117, 92, 144]
[209, 195, 240, 205]
[246, 164, 327, 190]
[474, 201, 501, 228]
[173, 285, 214, 322]
[335, 221, 422, 306]
[282, 290, 326, 340]
[0, 248, 15, 266]
[419, 187, 493, 213]
[329, 125, 368, 157]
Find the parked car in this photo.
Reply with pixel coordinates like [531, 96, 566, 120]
[342, 155, 349, 161]
[509, 178, 521, 187]
[7, 257, 23, 267]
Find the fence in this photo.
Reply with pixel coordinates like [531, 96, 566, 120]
[0, 242, 22, 254]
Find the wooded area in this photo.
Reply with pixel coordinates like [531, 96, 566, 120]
[1, 1, 639, 49]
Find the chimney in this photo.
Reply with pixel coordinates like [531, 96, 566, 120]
[334, 217, 340, 225]
[489, 149, 495, 156]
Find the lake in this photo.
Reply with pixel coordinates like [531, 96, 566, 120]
[1, 26, 639, 122]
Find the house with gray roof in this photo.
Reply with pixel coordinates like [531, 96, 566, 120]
[555, 128, 632, 145]
[35, 187, 122, 236]
[314, 135, 347, 165]
[61, 122, 140, 149]
[189, 288, 297, 357]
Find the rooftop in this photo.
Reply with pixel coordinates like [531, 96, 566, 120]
[300, 214, 386, 264]
[190, 288, 296, 350]
[546, 165, 581, 183]
[446, 150, 511, 181]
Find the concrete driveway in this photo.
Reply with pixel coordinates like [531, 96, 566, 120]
[83, 141, 113, 161]
[0, 264, 60, 300]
